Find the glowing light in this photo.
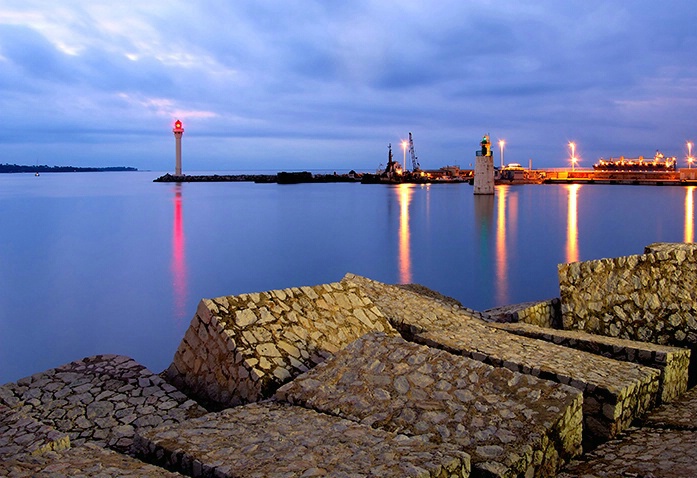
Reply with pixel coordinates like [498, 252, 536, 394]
[402, 140, 408, 172]
[688, 141, 694, 169]
[173, 119, 184, 132]
[566, 184, 580, 263]
[685, 186, 695, 243]
[569, 142, 577, 171]
[498, 140, 505, 168]
[397, 184, 414, 284]
[171, 184, 188, 324]
[495, 185, 509, 305]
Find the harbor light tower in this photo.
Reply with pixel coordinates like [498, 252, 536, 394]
[474, 134, 495, 195]
[173, 119, 184, 176]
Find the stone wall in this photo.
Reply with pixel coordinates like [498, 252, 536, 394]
[166, 280, 397, 409]
[484, 299, 562, 328]
[559, 242, 697, 350]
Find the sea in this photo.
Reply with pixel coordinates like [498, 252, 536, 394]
[1, 171, 694, 385]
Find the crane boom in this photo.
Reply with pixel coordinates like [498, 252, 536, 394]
[408, 132, 420, 171]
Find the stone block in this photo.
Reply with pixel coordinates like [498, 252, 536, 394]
[414, 323, 660, 444]
[276, 333, 583, 478]
[342, 273, 485, 338]
[134, 401, 471, 478]
[166, 280, 397, 409]
[558, 242, 697, 352]
[557, 427, 697, 478]
[490, 321, 690, 404]
[0, 404, 70, 460]
[484, 299, 562, 329]
[0, 355, 206, 453]
[0, 442, 185, 477]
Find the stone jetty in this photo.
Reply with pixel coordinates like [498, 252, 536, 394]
[2, 242, 697, 477]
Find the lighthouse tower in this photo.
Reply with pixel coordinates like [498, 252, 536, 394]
[173, 119, 184, 176]
[474, 134, 495, 195]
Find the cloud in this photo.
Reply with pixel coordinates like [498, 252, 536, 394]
[0, 0, 696, 170]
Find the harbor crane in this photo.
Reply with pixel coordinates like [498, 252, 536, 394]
[408, 132, 421, 172]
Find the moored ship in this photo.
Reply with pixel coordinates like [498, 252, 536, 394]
[593, 151, 677, 172]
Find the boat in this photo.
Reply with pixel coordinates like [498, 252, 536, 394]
[593, 151, 677, 172]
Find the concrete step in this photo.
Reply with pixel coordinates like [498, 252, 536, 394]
[134, 401, 471, 478]
[276, 332, 583, 478]
[416, 325, 660, 445]
[490, 321, 690, 403]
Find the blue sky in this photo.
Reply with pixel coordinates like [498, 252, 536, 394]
[1, 1, 696, 172]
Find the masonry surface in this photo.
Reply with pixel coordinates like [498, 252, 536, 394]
[2, 242, 697, 477]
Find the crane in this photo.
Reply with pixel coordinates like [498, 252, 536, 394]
[408, 132, 420, 172]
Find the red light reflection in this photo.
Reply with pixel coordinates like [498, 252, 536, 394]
[172, 184, 188, 322]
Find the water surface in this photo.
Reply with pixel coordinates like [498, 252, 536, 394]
[1, 172, 693, 383]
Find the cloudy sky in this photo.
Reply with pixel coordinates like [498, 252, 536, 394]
[1, 1, 696, 172]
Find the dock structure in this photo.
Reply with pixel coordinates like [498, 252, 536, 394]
[3, 242, 697, 477]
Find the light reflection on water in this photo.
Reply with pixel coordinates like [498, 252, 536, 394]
[1, 173, 696, 384]
[686, 186, 695, 243]
[566, 184, 580, 264]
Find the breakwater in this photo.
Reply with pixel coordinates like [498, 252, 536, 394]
[3, 243, 697, 477]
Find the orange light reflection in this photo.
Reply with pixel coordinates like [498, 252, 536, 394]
[566, 184, 580, 263]
[172, 184, 188, 323]
[495, 186, 509, 305]
[397, 184, 414, 284]
[685, 186, 695, 243]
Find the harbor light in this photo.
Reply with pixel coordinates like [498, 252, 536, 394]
[401, 140, 408, 172]
[498, 140, 505, 168]
[688, 141, 694, 169]
[569, 142, 577, 171]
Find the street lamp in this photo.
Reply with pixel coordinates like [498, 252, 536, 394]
[569, 142, 577, 171]
[401, 140, 408, 172]
[688, 141, 694, 169]
[498, 140, 505, 168]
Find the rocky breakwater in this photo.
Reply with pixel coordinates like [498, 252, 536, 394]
[275, 332, 584, 478]
[344, 274, 662, 444]
[0, 354, 204, 477]
[489, 321, 690, 404]
[166, 280, 396, 409]
[559, 242, 697, 351]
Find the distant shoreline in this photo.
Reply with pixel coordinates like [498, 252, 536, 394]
[0, 164, 138, 174]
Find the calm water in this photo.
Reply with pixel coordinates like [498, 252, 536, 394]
[1, 172, 694, 384]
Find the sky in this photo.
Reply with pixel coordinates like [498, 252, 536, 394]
[1, 1, 696, 172]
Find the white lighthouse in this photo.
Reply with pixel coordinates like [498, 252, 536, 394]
[173, 119, 184, 176]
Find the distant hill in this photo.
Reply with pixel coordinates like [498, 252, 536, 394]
[0, 164, 138, 173]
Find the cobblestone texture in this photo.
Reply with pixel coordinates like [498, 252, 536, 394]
[135, 401, 471, 478]
[415, 327, 660, 444]
[276, 333, 583, 478]
[0, 354, 206, 453]
[559, 242, 697, 350]
[342, 273, 485, 339]
[557, 428, 697, 477]
[490, 321, 690, 404]
[166, 280, 397, 409]
[642, 384, 697, 430]
[0, 404, 70, 459]
[484, 299, 562, 329]
[0, 442, 185, 477]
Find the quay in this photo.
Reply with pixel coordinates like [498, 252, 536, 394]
[3, 242, 697, 476]
[154, 168, 697, 186]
